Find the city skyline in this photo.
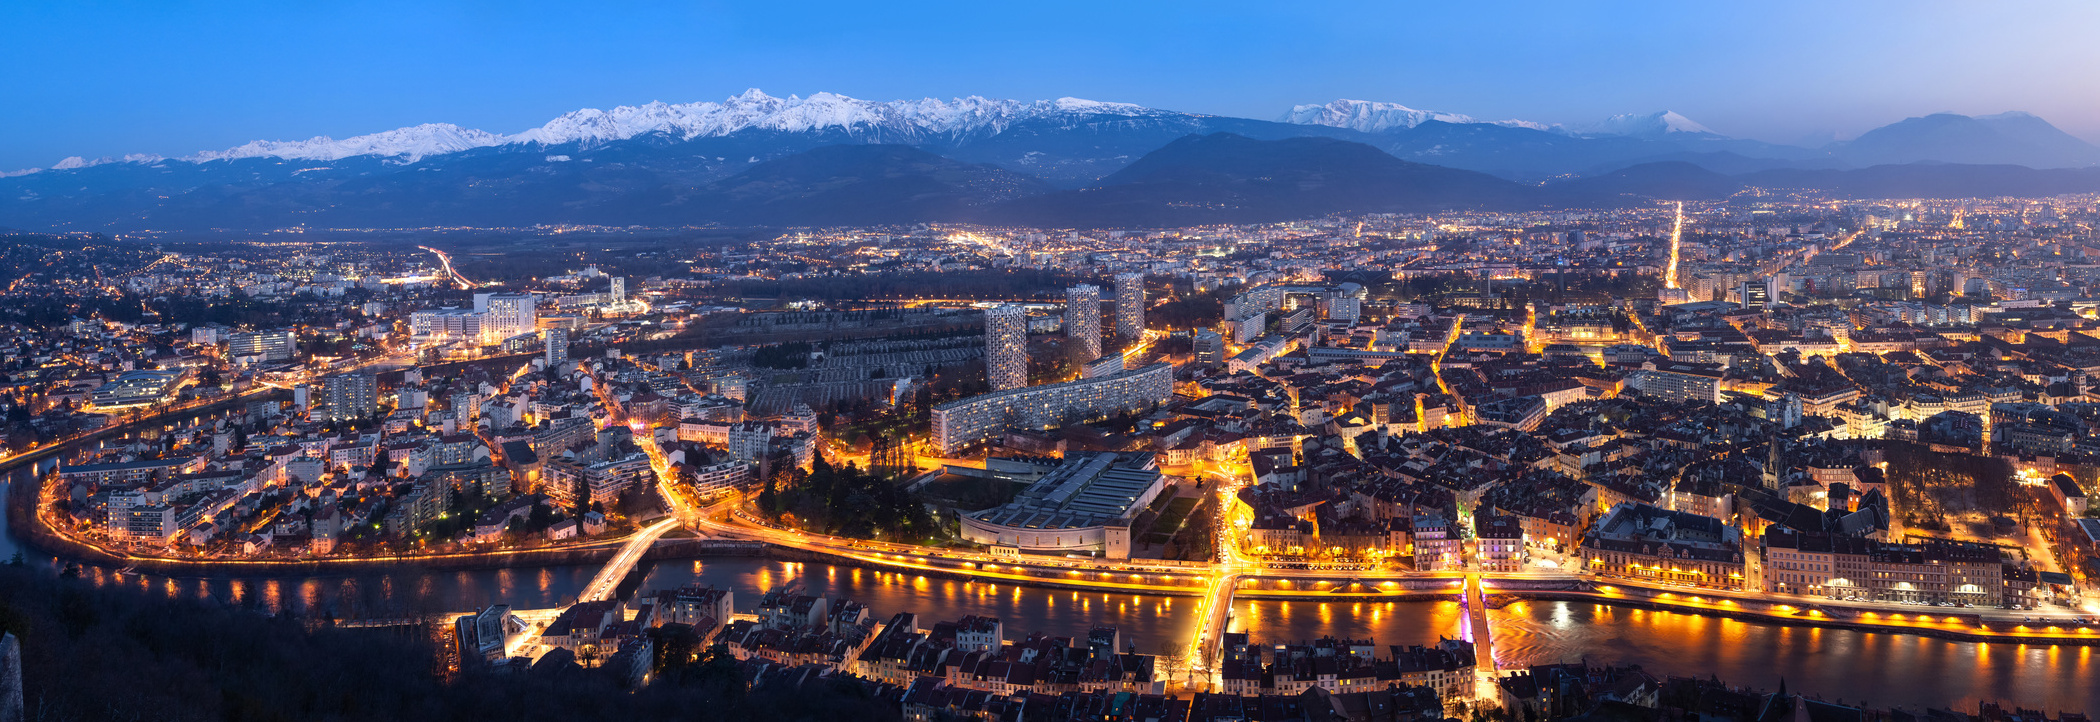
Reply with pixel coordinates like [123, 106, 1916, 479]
[6, 2, 2100, 718]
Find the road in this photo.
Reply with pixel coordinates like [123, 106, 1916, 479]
[420, 245, 477, 290]
[1461, 574, 1499, 700]
[576, 517, 682, 603]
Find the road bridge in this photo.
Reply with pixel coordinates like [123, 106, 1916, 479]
[577, 517, 681, 604]
[1461, 574, 1500, 700]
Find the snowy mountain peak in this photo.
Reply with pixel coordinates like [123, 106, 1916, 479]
[47, 153, 167, 171]
[1280, 99, 1553, 133]
[1281, 99, 1478, 132]
[506, 89, 1159, 148]
[181, 123, 510, 164]
[29, 90, 1163, 173]
[1574, 111, 1716, 138]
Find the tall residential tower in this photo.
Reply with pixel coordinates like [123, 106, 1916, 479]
[1114, 273, 1145, 341]
[1065, 284, 1102, 360]
[984, 305, 1029, 391]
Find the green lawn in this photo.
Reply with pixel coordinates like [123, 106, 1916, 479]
[1138, 496, 1200, 544]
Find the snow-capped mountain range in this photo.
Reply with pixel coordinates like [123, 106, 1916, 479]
[1279, 99, 1552, 133]
[1571, 110, 1717, 137]
[27, 89, 1719, 174]
[1279, 99, 1717, 139]
[7, 88, 2099, 233]
[32, 89, 1169, 172]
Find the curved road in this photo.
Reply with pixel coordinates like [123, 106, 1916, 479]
[577, 516, 683, 604]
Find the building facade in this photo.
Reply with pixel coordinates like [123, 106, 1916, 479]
[931, 363, 1174, 456]
[1114, 273, 1145, 340]
[545, 327, 569, 366]
[1066, 284, 1102, 360]
[316, 373, 378, 422]
[984, 305, 1029, 392]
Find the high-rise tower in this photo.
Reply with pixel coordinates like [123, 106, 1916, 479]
[984, 305, 1028, 391]
[544, 327, 569, 367]
[1066, 284, 1102, 360]
[1114, 273, 1145, 340]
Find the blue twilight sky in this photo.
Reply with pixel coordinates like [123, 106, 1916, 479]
[4, 0, 2099, 171]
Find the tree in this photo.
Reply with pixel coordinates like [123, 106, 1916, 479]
[757, 475, 780, 518]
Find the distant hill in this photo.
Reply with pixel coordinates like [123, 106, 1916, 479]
[991, 133, 1547, 227]
[1830, 112, 2100, 168]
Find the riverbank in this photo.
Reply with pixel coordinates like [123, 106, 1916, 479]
[1499, 588, 2100, 646]
[27, 510, 2100, 648]
[1223, 572, 2100, 646]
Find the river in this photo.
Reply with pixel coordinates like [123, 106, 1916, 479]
[6, 465, 2090, 711]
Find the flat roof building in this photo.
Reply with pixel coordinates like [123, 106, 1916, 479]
[960, 452, 1166, 559]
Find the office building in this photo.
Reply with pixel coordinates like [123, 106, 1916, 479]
[1065, 284, 1102, 360]
[984, 305, 1028, 392]
[88, 370, 185, 408]
[1114, 273, 1145, 339]
[227, 329, 297, 362]
[410, 308, 485, 342]
[610, 277, 626, 305]
[483, 293, 538, 340]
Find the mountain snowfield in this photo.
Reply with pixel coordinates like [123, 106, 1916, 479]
[11, 88, 2095, 185]
[18, 89, 1168, 174]
[508, 89, 1159, 146]
[1569, 111, 1717, 138]
[1279, 99, 1551, 133]
[18, 88, 1715, 175]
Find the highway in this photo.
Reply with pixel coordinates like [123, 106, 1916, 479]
[419, 245, 478, 289]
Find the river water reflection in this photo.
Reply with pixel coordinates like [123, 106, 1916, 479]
[1234, 597, 2094, 712]
[9, 466, 2090, 711]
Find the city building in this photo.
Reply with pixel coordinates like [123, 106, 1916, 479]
[1582, 503, 1745, 589]
[544, 452, 652, 510]
[1080, 353, 1125, 379]
[544, 327, 569, 366]
[931, 362, 1174, 455]
[1194, 329, 1225, 367]
[1065, 284, 1101, 360]
[410, 308, 485, 342]
[1114, 272, 1145, 340]
[984, 305, 1028, 392]
[1627, 362, 1725, 405]
[227, 329, 297, 362]
[481, 293, 539, 339]
[959, 452, 1166, 559]
[88, 369, 186, 409]
[454, 605, 525, 666]
[315, 373, 378, 422]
